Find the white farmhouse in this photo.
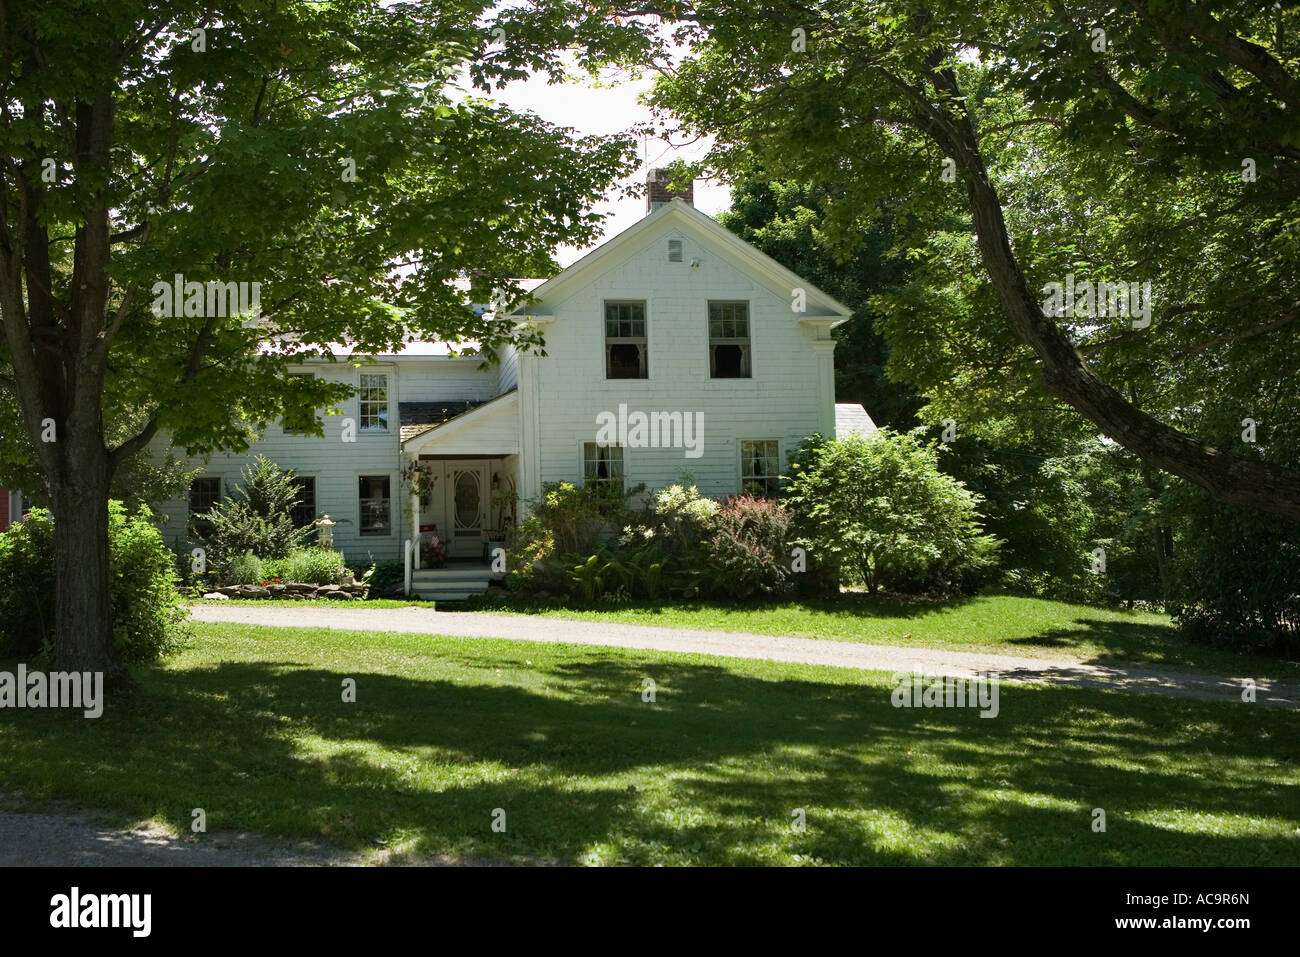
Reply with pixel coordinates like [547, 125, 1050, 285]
[151, 172, 875, 593]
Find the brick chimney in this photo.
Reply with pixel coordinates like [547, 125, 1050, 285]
[646, 167, 694, 213]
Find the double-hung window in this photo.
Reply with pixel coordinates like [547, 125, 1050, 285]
[359, 374, 389, 432]
[290, 476, 317, 529]
[359, 475, 391, 535]
[583, 443, 625, 493]
[605, 301, 648, 379]
[189, 476, 221, 536]
[740, 440, 780, 497]
[708, 301, 751, 378]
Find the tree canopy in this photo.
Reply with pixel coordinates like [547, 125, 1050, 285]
[0, 0, 637, 670]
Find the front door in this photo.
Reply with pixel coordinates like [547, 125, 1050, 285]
[445, 461, 488, 558]
[417, 459, 489, 560]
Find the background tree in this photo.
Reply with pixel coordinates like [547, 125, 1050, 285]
[715, 171, 920, 428]
[0, 1, 635, 675]
[714, 170, 1162, 605]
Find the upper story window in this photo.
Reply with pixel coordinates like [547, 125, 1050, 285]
[283, 371, 314, 435]
[359, 373, 389, 432]
[584, 442, 625, 493]
[605, 301, 648, 379]
[708, 301, 751, 378]
[740, 439, 780, 497]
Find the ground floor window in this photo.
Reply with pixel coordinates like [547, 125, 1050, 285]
[740, 439, 780, 497]
[359, 475, 391, 535]
[189, 476, 221, 536]
[583, 443, 624, 493]
[290, 476, 316, 529]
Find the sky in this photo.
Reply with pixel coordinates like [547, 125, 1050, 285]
[492, 67, 733, 266]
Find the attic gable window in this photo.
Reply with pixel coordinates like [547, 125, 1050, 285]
[708, 301, 751, 378]
[667, 239, 683, 262]
[604, 300, 648, 379]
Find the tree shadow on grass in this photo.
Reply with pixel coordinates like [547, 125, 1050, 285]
[1010, 616, 1300, 678]
[1, 650, 1297, 865]
[1008, 617, 1176, 657]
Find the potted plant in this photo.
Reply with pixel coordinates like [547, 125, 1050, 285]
[420, 526, 447, 568]
[402, 459, 435, 507]
[490, 476, 517, 529]
[484, 528, 506, 567]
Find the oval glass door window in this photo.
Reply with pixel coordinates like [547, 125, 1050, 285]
[454, 471, 481, 531]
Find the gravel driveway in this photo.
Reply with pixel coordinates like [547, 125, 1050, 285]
[0, 804, 366, 867]
[190, 603, 1300, 708]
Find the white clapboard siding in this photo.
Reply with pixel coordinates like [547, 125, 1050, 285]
[515, 205, 845, 501]
[150, 201, 855, 564]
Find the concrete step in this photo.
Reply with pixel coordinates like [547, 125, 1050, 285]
[411, 566, 493, 582]
[412, 590, 480, 602]
[411, 584, 491, 600]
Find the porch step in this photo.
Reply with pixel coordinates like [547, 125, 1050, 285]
[410, 564, 493, 602]
[411, 566, 494, 582]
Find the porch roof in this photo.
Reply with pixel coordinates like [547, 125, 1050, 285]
[398, 400, 484, 443]
[400, 390, 520, 455]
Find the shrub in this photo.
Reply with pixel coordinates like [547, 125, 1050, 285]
[507, 482, 635, 595]
[508, 481, 804, 602]
[703, 494, 796, 598]
[362, 560, 405, 598]
[1166, 487, 1300, 656]
[0, 502, 189, 662]
[785, 430, 1000, 595]
[651, 483, 718, 560]
[535, 481, 630, 555]
[225, 551, 265, 585]
[193, 456, 310, 570]
[279, 547, 345, 585]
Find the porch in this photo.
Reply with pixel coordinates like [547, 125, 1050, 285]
[399, 391, 520, 589]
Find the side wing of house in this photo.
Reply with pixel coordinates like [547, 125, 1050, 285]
[149, 351, 500, 564]
[510, 199, 854, 502]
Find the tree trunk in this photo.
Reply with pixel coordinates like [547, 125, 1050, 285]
[1138, 468, 1173, 602]
[50, 451, 117, 678]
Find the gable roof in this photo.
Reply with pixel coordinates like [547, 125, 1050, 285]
[399, 389, 518, 453]
[509, 199, 854, 323]
[398, 400, 485, 443]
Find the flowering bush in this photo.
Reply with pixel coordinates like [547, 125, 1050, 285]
[507, 481, 799, 602]
[704, 495, 796, 598]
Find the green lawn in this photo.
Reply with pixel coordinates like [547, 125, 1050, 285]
[2, 621, 1297, 865]
[450, 592, 1300, 680]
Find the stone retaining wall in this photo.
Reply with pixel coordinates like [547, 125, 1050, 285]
[202, 582, 370, 601]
